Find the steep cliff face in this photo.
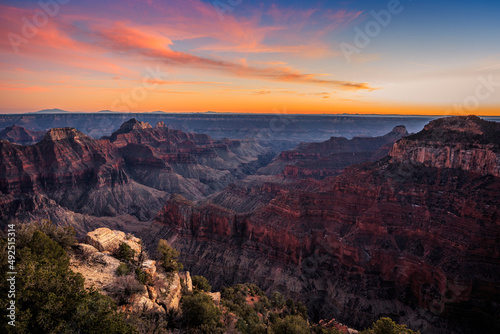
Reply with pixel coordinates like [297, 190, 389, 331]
[148, 116, 500, 334]
[390, 116, 500, 177]
[259, 126, 408, 179]
[0, 125, 45, 145]
[0, 127, 167, 223]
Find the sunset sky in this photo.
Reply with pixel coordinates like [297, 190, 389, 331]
[1, 0, 499, 115]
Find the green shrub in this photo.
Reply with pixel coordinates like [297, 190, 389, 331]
[110, 275, 144, 305]
[271, 291, 286, 309]
[361, 317, 420, 334]
[157, 239, 183, 272]
[247, 283, 265, 297]
[116, 263, 131, 276]
[116, 243, 135, 262]
[311, 325, 343, 334]
[192, 275, 212, 292]
[16, 220, 76, 249]
[181, 293, 222, 333]
[272, 315, 310, 334]
[135, 268, 153, 285]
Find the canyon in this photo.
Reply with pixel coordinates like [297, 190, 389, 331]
[0, 119, 270, 234]
[1, 114, 499, 333]
[147, 116, 500, 333]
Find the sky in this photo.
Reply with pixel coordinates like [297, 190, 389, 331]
[0, 0, 499, 115]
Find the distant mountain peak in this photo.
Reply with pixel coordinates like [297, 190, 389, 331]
[1, 124, 23, 131]
[155, 121, 167, 128]
[0, 124, 29, 135]
[36, 108, 69, 114]
[432, 115, 491, 133]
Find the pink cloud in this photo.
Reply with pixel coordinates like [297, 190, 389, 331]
[91, 22, 372, 90]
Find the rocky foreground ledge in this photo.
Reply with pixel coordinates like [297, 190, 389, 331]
[69, 227, 213, 314]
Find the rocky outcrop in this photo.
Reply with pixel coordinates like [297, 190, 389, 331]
[207, 292, 221, 305]
[259, 126, 408, 179]
[0, 125, 44, 145]
[71, 243, 122, 291]
[70, 228, 194, 315]
[105, 119, 272, 197]
[85, 227, 142, 254]
[390, 116, 500, 177]
[179, 271, 193, 293]
[156, 271, 183, 311]
[148, 116, 500, 334]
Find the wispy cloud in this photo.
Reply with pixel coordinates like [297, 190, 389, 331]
[90, 23, 372, 90]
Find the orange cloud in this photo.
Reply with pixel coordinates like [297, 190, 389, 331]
[93, 23, 373, 90]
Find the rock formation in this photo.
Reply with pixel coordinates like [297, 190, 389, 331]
[85, 227, 142, 254]
[70, 228, 194, 315]
[0, 126, 167, 228]
[390, 116, 500, 177]
[148, 116, 500, 334]
[0, 124, 45, 145]
[258, 125, 408, 179]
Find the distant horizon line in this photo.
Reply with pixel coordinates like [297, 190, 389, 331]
[1, 110, 499, 118]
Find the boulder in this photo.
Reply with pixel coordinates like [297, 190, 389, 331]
[85, 227, 141, 255]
